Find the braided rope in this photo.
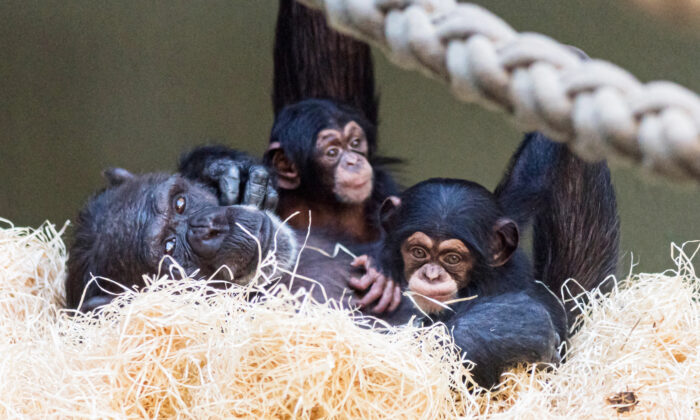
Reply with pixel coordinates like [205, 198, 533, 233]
[297, 0, 700, 181]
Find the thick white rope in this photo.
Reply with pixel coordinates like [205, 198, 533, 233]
[298, 0, 700, 181]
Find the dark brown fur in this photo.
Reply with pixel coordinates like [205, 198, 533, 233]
[272, 0, 377, 123]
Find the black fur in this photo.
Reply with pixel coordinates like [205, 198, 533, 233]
[178, 145, 260, 198]
[375, 177, 567, 386]
[267, 99, 380, 187]
[67, 172, 178, 309]
[531, 139, 620, 318]
[66, 132, 619, 388]
[496, 133, 620, 324]
[65, 172, 296, 313]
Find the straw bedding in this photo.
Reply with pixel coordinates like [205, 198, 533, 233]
[0, 218, 698, 419]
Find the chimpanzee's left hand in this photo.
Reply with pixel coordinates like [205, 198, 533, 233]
[348, 254, 402, 314]
[179, 146, 279, 210]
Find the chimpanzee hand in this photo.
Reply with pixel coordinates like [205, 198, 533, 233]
[201, 159, 278, 210]
[179, 146, 279, 210]
[348, 255, 402, 314]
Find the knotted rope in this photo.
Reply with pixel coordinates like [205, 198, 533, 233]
[298, 0, 700, 181]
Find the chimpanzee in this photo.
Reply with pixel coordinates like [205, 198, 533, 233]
[65, 0, 618, 387]
[263, 99, 401, 242]
[266, 0, 402, 242]
[272, 0, 378, 124]
[369, 133, 619, 386]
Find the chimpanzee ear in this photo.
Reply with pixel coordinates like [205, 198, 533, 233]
[102, 167, 135, 187]
[488, 218, 519, 267]
[267, 143, 300, 190]
[379, 196, 401, 233]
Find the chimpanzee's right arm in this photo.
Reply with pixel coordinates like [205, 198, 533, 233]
[444, 291, 562, 388]
[178, 145, 279, 210]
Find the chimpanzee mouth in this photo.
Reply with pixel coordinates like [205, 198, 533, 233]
[408, 282, 458, 303]
[410, 291, 454, 302]
[341, 178, 370, 189]
[221, 206, 297, 286]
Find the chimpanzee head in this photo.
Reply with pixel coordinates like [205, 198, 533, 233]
[264, 98, 377, 205]
[66, 169, 297, 312]
[379, 178, 519, 314]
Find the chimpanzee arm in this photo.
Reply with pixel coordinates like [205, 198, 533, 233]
[178, 145, 278, 210]
[444, 291, 562, 388]
[494, 132, 560, 228]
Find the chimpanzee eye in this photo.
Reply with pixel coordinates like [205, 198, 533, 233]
[444, 253, 462, 265]
[326, 148, 340, 158]
[410, 247, 427, 259]
[350, 138, 361, 148]
[174, 196, 186, 214]
[164, 238, 176, 255]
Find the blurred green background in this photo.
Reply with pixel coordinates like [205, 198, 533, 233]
[1, 1, 698, 272]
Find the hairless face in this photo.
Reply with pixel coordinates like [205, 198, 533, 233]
[315, 121, 373, 204]
[400, 232, 473, 313]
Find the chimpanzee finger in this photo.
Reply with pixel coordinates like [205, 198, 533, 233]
[348, 273, 373, 291]
[244, 165, 270, 209]
[217, 164, 241, 205]
[263, 187, 279, 211]
[372, 279, 395, 314]
[356, 272, 386, 308]
[388, 283, 402, 312]
[350, 255, 370, 270]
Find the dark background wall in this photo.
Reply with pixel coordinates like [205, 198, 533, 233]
[1, 1, 698, 272]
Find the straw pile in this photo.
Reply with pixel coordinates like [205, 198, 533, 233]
[0, 219, 699, 418]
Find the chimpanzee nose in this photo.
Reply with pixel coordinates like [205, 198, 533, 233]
[342, 153, 362, 170]
[424, 264, 444, 282]
[187, 207, 230, 258]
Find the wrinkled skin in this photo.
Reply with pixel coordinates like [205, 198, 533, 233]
[66, 163, 295, 313]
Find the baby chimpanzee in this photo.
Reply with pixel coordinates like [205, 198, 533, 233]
[266, 0, 401, 242]
[369, 133, 619, 386]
